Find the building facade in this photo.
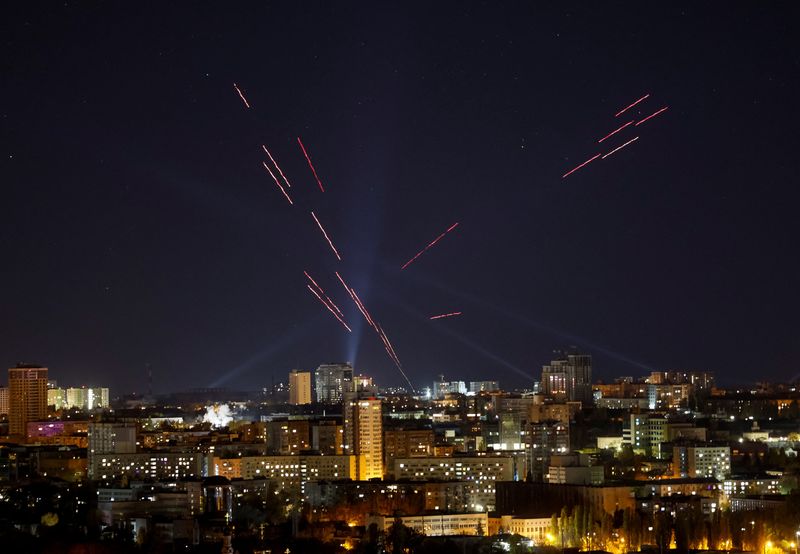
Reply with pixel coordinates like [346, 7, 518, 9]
[541, 352, 592, 404]
[8, 364, 48, 437]
[288, 370, 312, 405]
[343, 393, 383, 480]
[314, 363, 353, 404]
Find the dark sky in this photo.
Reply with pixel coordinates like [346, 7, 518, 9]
[3, 2, 800, 394]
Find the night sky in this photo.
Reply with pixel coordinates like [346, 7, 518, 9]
[3, 3, 800, 394]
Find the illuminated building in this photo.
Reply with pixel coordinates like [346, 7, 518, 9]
[383, 428, 434, 477]
[469, 381, 499, 393]
[211, 454, 357, 494]
[267, 418, 310, 455]
[394, 455, 514, 511]
[367, 513, 489, 536]
[288, 370, 312, 405]
[8, 364, 48, 438]
[343, 393, 383, 479]
[0, 386, 8, 415]
[88, 422, 137, 478]
[311, 420, 343, 455]
[64, 387, 109, 410]
[541, 351, 592, 404]
[314, 363, 353, 403]
[673, 444, 731, 479]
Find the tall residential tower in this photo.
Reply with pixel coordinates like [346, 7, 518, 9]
[8, 364, 48, 438]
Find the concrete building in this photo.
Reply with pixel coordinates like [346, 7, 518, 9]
[91, 451, 203, 481]
[394, 455, 515, 506]
[673, 444, 731, 480]
[314, 363, 353, 404]
[8, 364, 48, 438]
[65, 387, 110, 410]
[433, 378, 467, 398]
[88, 422, 137, 478]
[469, 381, 499, 393]
[343, 393, 383, 480]
[267, 418, 310, 455]
[0, 386, 8, 415]
[311, 420, 343, 455]
[384, 428, 434, 477]
[546, 454, 604, 485]
[541, 352, 592, 405]
[211, 454, 357, 494]
[491, 515, 552, 543]
[47, 387, 65, 410]
[647, 383, 693, 409]
[288, 370, 312, 405]
[368, 512, 489, 537]
[527, 420, 570, 480]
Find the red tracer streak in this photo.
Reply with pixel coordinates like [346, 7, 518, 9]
[598, 121, 634, 143]
[304, 271, 344, 317]
[306, 284, 352, 332]
[635, 106, 668, 126]
[401, 222, 460, 270]
[311, 211, 342, 261]
[262, 145, 292, 188]
[262, 162, 293, 205]
[615, 93, 649, 117]
[233, 83, 251, 109]
[602, 136, 639, 159]
[430, 312, 463, 320]
[297, 137, 325, 192]
[561, 153, 601, 179]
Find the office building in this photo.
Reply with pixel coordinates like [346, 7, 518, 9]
[314, 363, 353, 404]
[8, 364, 48, 438]
[288, 370, 312, 405]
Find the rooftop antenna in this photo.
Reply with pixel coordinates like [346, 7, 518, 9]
[146, 363, 153, 398]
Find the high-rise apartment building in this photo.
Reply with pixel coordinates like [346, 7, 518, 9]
[288, 370, 312, 405]
[0, 386, 8, 415]
[87, 422, 137, 478]
[541, 351, 592, 404]
[673, 444, 731, 480]
[315, 363, 353, 404]
[65, 387, 110, 410]
[8, 364, 48, 437]
[343, 392, 383, 480]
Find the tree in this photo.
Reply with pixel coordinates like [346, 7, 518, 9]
[387, 520, 421, 554]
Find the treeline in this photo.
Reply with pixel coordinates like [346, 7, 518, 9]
[550, 494, 800, 553]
